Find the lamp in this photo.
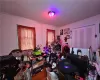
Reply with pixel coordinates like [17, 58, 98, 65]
[48, 11, 55, 17]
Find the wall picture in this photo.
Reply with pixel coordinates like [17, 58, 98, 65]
[63, 28, 72, 39]
[64, 28, 70, 35]
[60, 29, 63, 35]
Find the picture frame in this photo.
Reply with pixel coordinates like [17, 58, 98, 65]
[64, 28, 70, 35]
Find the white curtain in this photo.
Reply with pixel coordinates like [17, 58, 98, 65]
[47, 30, 55, 45]
[20, 28, 35, 50]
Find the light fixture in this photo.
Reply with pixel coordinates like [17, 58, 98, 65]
[48, 11, 55, 17]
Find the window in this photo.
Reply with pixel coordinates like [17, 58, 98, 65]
[46, 29, 55, 46]
[17, 25, 36, 50]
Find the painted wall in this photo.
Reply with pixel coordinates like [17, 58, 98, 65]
[1, 13, 57, 56]
[57, 14, 100, 51]
[1, 12, 100, 55]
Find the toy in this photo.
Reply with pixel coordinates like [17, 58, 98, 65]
[43, 46, 50, 54]
[33, 46, 42, 56]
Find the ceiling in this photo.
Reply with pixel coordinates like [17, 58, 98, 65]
[0, 0, 100, 27]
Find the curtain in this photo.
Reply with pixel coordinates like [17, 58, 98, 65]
[18, 25, 36, 50]
[47, 29, 55, 46]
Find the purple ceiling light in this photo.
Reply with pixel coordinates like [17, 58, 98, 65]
[48, 11, 55, 17]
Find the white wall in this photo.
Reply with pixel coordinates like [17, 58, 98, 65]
[1, 13, 100, 55]
[1, 13, 57, 56]
[57, 14, 100, 51]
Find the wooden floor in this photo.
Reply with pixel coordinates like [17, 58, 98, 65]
[32, 68, 47, 80]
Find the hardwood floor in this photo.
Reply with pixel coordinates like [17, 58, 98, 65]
[32, 68, 47, 80]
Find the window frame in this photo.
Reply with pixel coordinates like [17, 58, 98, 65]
[17, 25, 36, 50]
[46, 29, 55, 46]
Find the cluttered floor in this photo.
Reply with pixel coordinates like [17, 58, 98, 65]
[32, 68, 47, 80]
[0, 42, 100, 80]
